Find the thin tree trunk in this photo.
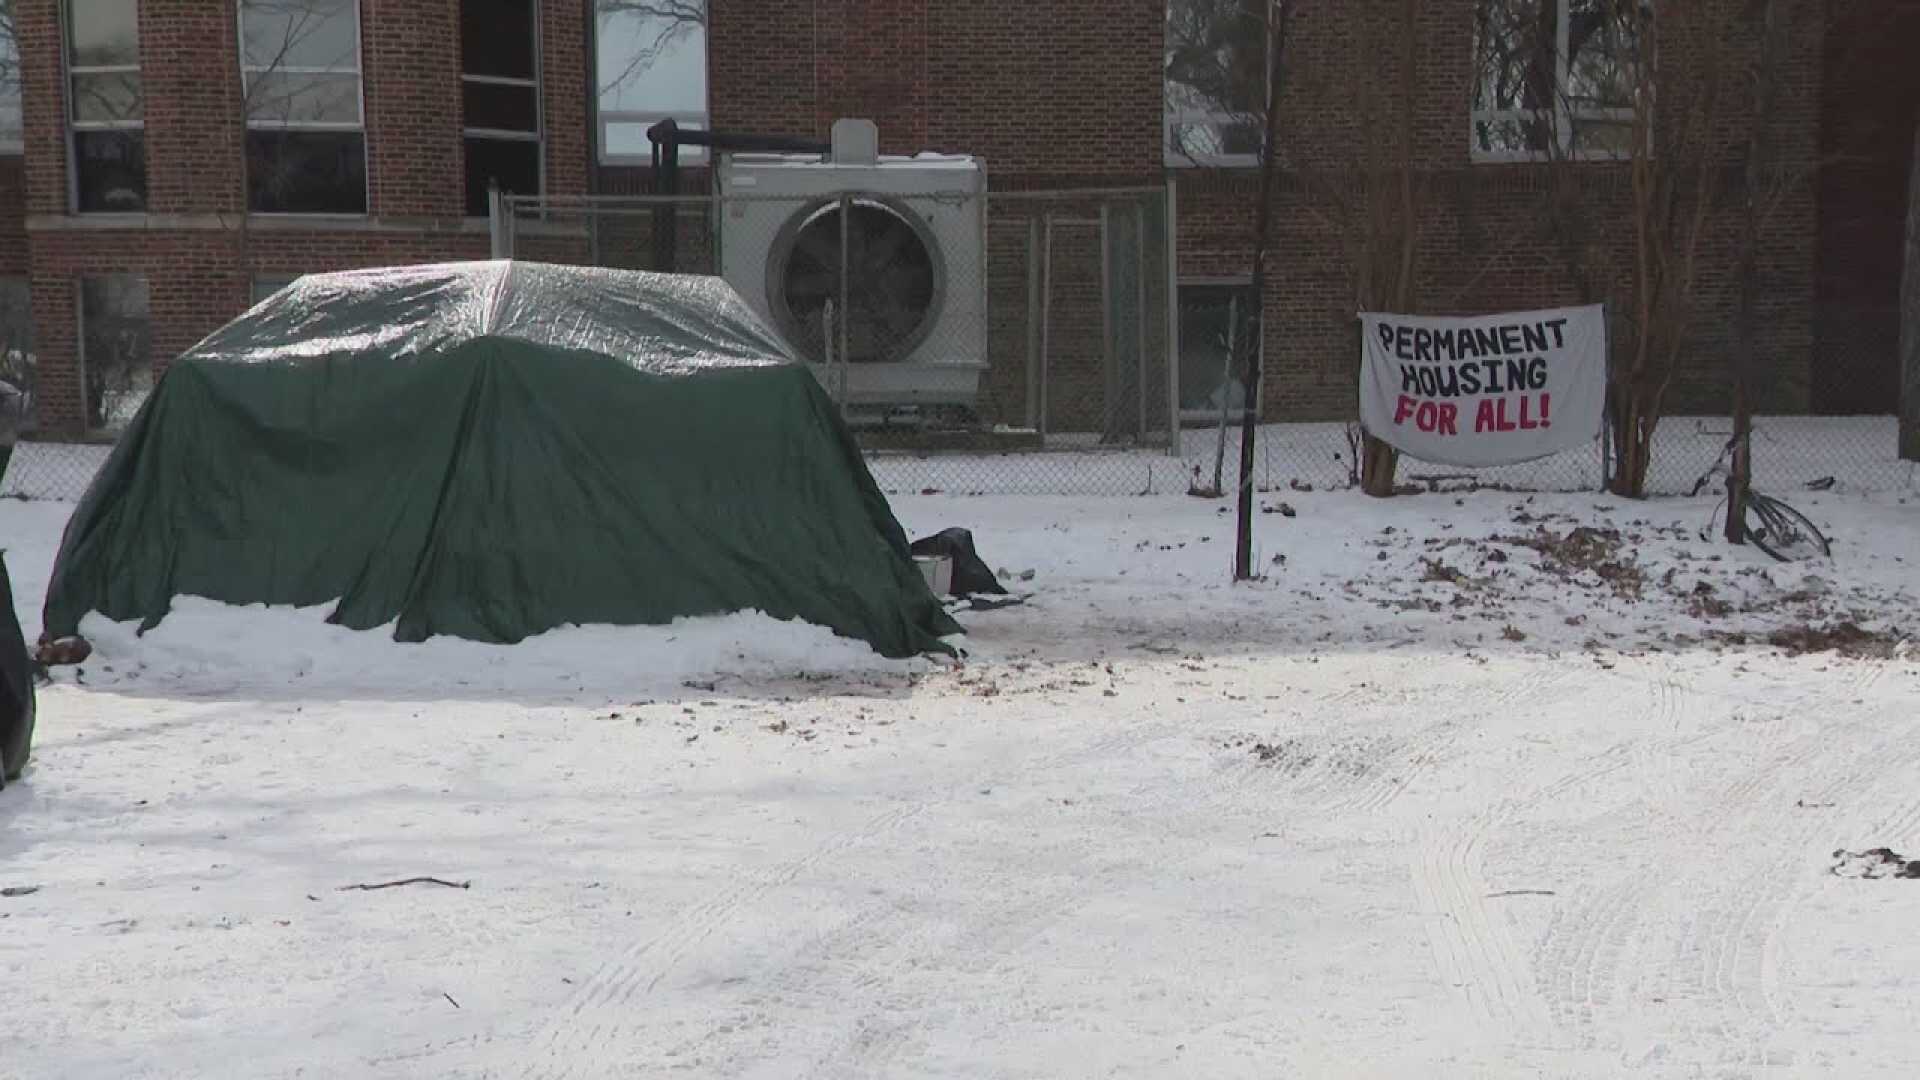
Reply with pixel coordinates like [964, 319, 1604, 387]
[1727, 0, 1784, 541]
[1234, 0, 1292, 581]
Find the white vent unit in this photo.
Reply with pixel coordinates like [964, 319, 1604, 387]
[717, 121, 988, 408]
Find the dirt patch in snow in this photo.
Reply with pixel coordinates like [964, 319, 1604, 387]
[1767, 621, 1910, 660]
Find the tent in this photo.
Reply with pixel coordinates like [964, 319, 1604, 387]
[40, 261, 961, 659]
[2, 553, 33, 786]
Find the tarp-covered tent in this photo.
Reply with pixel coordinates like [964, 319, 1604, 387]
[1, 554, 34, 786]
[41, 261, 960, 658]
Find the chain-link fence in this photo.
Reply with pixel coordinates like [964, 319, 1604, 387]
[3, 179, 1913, 503]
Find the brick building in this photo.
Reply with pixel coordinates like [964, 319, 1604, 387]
[0, 1, 1913, 439]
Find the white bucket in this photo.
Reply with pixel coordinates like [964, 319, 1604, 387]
[914, 555, 953, 596]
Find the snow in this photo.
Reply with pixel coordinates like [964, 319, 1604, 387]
[3, 486, 1920, 1078]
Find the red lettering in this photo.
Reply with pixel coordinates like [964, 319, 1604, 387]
[1437, 403, 1459, 436]
[1540, 392, 1551, 428]
[1518, 395, 1539, 430]
[1393, 395, 1417, 426]
[1495, 398, 1518, 432]
[1475, 399, 1497, 433]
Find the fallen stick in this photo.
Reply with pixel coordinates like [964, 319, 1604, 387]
[337, 877, 471, 892]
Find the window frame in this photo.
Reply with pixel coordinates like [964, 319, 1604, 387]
[0, 11, 22, 155]
[63, 0, 147, 213]
[594, 0, 710, 167]
[462, 0, 544, 218]
[1163, 0, 1271, 170]
[236, 0, 370, 216]
[1470, 0, 1641, 164]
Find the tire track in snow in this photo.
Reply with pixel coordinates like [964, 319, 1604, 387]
[1415, 656, 1699, 1048]
[1326, 661, 1569, 816]
[519, 702, 1189, 1080]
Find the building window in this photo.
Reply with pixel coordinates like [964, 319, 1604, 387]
[461, 0, 541, 218]
[65, 0, 147, 212]
[0, 279, 33, 430]
[251, 274, 299, 305]
[240, 0, 367, 214]
[1472, 0, 1646, 161]
[1, 6, 24, 154]
[596, 0, 707, 166]
[79, 274, 151, 432]
[1164, 0, 1266, 167]
[1178, 281, 1257, 419]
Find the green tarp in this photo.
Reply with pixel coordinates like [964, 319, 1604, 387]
[2, 554, 33, 785]
[41, 261, 960, 658]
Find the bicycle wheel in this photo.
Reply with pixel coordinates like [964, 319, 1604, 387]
[1747, 494, 1831, 562]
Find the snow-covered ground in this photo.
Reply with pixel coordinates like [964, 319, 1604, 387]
[3, 485, 1919, 1078]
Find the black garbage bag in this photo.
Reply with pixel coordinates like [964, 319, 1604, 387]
[908, 528, 1008, 598]
[1, 552, 35, 787]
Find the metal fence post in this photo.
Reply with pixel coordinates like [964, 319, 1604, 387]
[488, 182, 508, 259]
[1099, 203, 1115, 441]
[1025, 215, 1042, 431]
[1164, 178, 1182, 458]
[1040, 214, 1054, 441]
[1136, 200, 1149, 444]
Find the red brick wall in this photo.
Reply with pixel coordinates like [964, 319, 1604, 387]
[364, 0, 464, 219]
[1812, 0, 1920, 414]
[7, 0, 592, 435]
[1178, 0, 1826, 422]
[141, 0, 245, 216]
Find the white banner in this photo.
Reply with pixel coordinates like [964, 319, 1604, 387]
[1358, 304, 1608, 468]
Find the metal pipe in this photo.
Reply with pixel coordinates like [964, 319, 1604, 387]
[488, 182, 506, 258]
[838, 193, 852, 417]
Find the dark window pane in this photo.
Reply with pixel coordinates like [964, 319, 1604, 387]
[251, 275, 300, 305]
[247, 130, 366, 213]
[1472, 0, 1557, 113]
[241, 0, 360, 72]
[461, 0, 536, 80]
[463, 81, 538, 133]
[79, 274, 151, 432]
[464, 137, 539, 216]
[0, 278, 34, 430]
[70, 70, 142, 123]
[73, 129, 146, 212]
[66, 0, 141, 68]
[1178, 285, 1254, 414]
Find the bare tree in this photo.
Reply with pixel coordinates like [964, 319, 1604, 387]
[596, 0, 706, 100]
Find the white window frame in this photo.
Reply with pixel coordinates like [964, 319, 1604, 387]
[1470, 0, 1639, 164]
[593, 0, 711, 167]
[63, 0, 145, 212]
[1164, 1, 1270, 169]
[461, 0, 544, 218]
[600, 110, 707, 167]
[0, 15, 23, 154]
[236, 0, 369, 215]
